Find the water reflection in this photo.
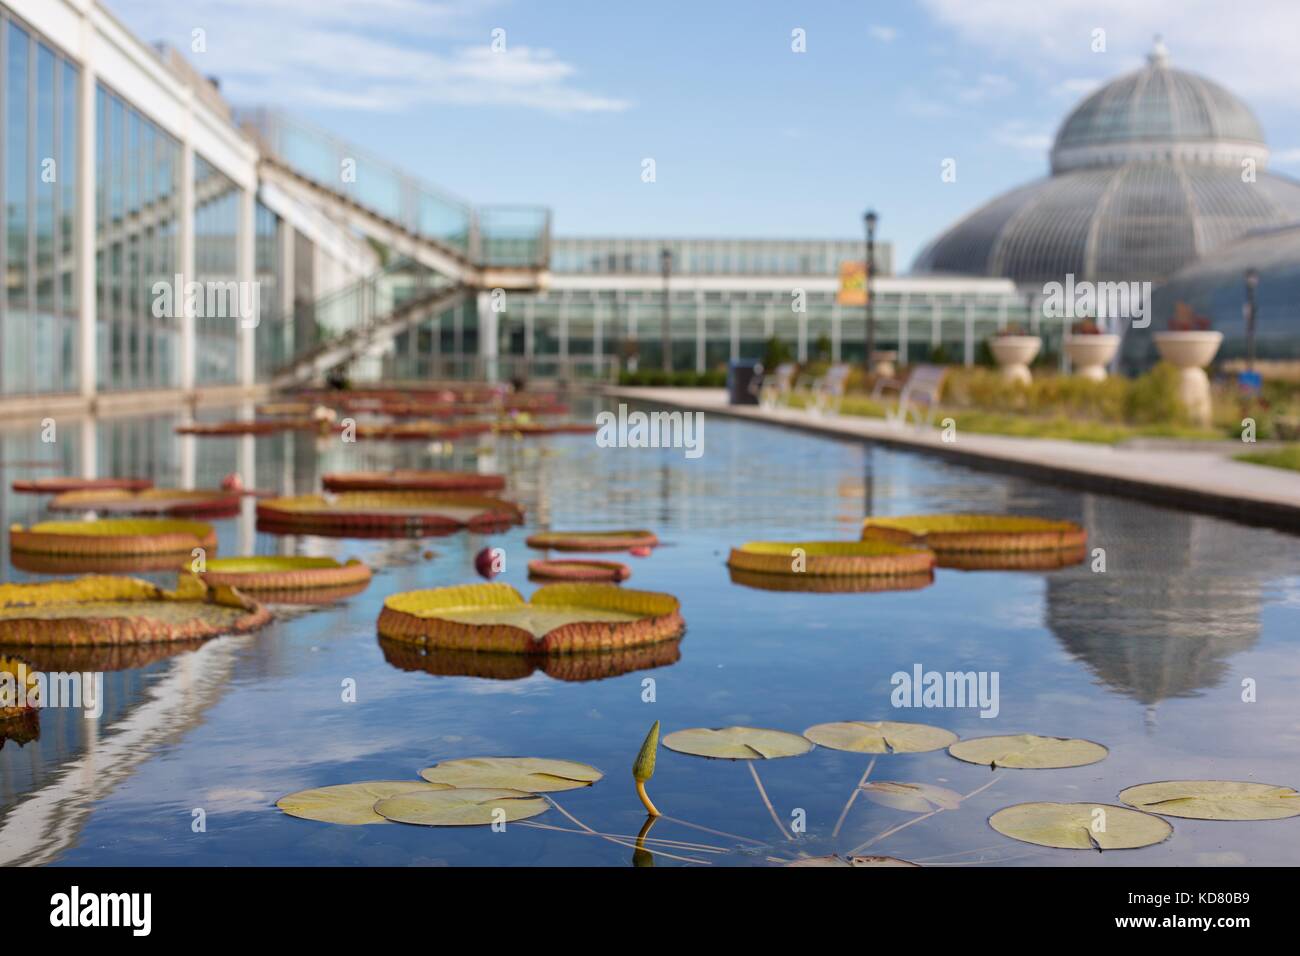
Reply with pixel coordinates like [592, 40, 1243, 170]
[378, 636, 682, 682]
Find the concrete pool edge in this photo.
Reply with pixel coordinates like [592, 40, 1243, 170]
[601, 386, 1300, 532]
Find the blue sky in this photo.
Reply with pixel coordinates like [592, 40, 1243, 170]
[109, 0, 1300, 268]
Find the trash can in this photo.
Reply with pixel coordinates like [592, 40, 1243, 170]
[728, 361, 762, 405]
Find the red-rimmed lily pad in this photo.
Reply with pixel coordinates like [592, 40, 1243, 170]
[9, 518, 217, 557]
[12, 477, 153, 494]
[527, 559, 631, 583]
[321, 470, 506, 493]
[0, 574, 270, 646]
[378, 635, 681, 682]
[378, 582, 683, 654]
[662, 726, 813, 760]
[199, 556, 373, 603]
[48, 488, 242, 516]
[525, 530, 659, 552]
[727, 567, 934, 593]
[727, 540, 935, 578]
[256, 491, 523, 535]
[861, 514, 1086, 553]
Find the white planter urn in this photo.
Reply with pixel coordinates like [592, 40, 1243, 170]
[1064, 334, 1121, 382]
[1154, 330, 1223, 427]
[989, 335, 1042, 385]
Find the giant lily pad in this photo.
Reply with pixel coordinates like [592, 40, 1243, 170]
[10, 518, 217, 556]
[803, 720, 957, 754]
[527, 559, 631, 583]
[378, 635, 681, 682]
[861, 514, 1085, 553]
[948, 734, 1107, 769]
[1118, 780, 1300, 821]
[418, 757, 603, 793]
[199, 556, 372, 600]
[256, 491, 523, 535]
[525, 530, 659, 552]
[727, 567, 934, 594]
[989, 802, 1172, 850]
[661, 726, 813, 760]
[374, 788, 548, 826]
[12, 476, 152, 494]
[48, 488, 241, 516]
[0, 574, 270, 646]
[378, 582, 683, 654]
[861, 781, 964, 813]
[321, 470, 506, 493]
[727, 540, 934, 578]
[276, 780, 451, 825]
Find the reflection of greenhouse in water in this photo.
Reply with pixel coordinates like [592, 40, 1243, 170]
[1044, 496, 1282, 708]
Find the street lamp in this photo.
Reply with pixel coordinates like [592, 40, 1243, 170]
[863, 209, 878, 375]
[660, 247, 673, 374]
[1244, 267, 1259, 373]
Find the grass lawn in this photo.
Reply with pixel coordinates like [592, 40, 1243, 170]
[1235, 445, 1300, 472]
[785, 393, 1222, 445]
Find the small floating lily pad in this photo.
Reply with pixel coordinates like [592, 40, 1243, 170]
[321, 470, 506, 493]
[10, 518, 218, 556]
[862, 781, 964, 813]
[276, 780, 451, 825]
[527, 559, 631, 583]
[786, 854, 920, 867]
[200, 556, 372, 597]
[661, 726, 813, 760]
[727, 540, 934, 578]
[48, 488, 241, 516]
[378, 582, 683, 654]
[418, 757, 603, 793]
[727, 567, 934, 594]
[525, 530, 659, 552]
[861, 514, 1086, 553]
[990, 802, 1172, 850]
[374, 787, 548, 826]
[803, 720, 957, 754]
[1118, 780, 1300, 821]
[12, 477, 153, 494]
[257, 491, 523, 535]
[948, 734, 1108, 769]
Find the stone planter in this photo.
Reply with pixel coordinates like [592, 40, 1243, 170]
[1064, 334, 1120, 382]
[988, 335, 1042, 385]
[870, 350, 898, 379]
[1154, 330, 1222, 427]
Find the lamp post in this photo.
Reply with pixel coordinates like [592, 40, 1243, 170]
[660, 247, 673, 374]
[1244, 267, 1259, 373]
[863, 209, 877, 375]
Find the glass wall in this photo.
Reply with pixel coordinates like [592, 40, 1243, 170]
[193, 154, 239, 385]
[549, 238, 889, 278]
[1, 12, 79, 395]
[254, 200, 288, 380]
[95, 81, 181, 391]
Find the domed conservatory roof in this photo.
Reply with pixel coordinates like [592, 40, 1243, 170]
[913, 41, 1300, 286]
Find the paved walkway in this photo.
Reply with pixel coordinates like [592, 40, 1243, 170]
[604, 387, 1300, 530]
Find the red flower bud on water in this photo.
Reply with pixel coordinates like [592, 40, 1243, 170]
[475, 546, 505, 578]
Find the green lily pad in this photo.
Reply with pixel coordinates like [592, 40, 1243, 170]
[948, 734, 1107, 769]
[803, 720, 957, 754]
[1119, 780, 1300, 821]
[990, 802, 1172, 850]
[862, 781, 964, 813]
[418, 757, 603, 793]
[662, 726, 813, 760]
[374, 787, 548, 826]
[276, 780, 451, 825]
[786, 854, 920, 867]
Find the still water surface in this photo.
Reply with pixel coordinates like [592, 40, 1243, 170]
[1, 399, 1297, 866]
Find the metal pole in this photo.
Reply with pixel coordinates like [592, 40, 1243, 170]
[1244, 268, 1259, 373]
[863, 210, 877, 374]
[660, 247, 673, 373]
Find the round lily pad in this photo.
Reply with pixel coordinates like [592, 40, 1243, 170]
[321, 470, 506, 493]
[525, 530, 659, 552]
[527, 559, 631, 583]
[418, 757, 603, 793]
[12, 477, 153, 494]
[48, 488, 241, 516]
[727, 567, 934, 594]
[374, 787, 548, 826]
[661, 726, 813, 760]
[0, 574, 270, 646]
[936, 546, 1088, 572]
[786, 854, 919, 867]
[948, 734, 1108, 769]
[1118, 780, 1300, 821]
[861, 514, 1086, 553]
[727, 540, 935, 578]
[276, 780, 451, 825]
[257, 491, 523, 535]
[378, 582, 683, 654]
[990, 802, 1172, 850]
[861, 781, 964, 813]
[10, 518, 218, 556]
[378, 635, 681, 682]
[804, 720, 957, 754]
[200, 556, 372, 595]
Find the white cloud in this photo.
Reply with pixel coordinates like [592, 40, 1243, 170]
[919, 0, 1300, 102]
[992, 120, 1053, 152]
[958, 73, 1016, 102]
[869, 25, 899, 43]
[1272, 148, 1300, 165]
[1051, 77, 1103, 99]
[105, 0, 630, 114]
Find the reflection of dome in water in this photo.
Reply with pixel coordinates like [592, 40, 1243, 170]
[1045, 500, 1271, 706]
[913, 40, 1300, 285]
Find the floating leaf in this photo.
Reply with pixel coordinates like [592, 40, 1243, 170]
[418, 756, 603, 793]
[803, 720, 956, 754]
[989, 802, 1172, 850]
[948, 734, 1107, 769]
[276, 780, 450, 825]
[1119, 780, 1300, 821]
[786, 854, 919, 867]
[662, 726, 813, 760]
[374, 787, 548, 826]
[862, 781, 964, 813]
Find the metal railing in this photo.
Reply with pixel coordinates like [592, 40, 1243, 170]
[380, 354, 620, 384]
